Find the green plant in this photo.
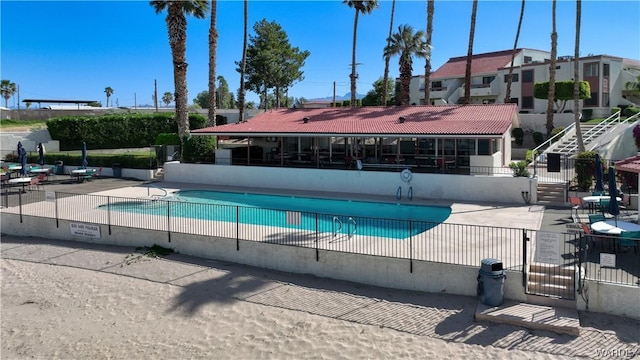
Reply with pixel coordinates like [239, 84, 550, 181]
[509, 161, 530, 177]
[623, 106, 640, 117]
[183, 136, 217, 163]
[511, 127, 524, 146]
[611, 107, 621, 115]
[574, 151, 597, 191]
[549, 127, 565, 143]
[582, 109, 593, 120]
[532, 131, 544, 146]
[525, 149, 538, 164]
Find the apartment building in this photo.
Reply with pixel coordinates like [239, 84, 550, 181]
[409, 49, 640, 117]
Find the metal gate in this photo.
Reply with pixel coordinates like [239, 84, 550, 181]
[523, 230, 583, 300]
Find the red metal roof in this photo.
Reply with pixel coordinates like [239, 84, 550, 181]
[431, 49, 520, 79]
[192, 104, 518, 137]
[615, 155, 640, 174]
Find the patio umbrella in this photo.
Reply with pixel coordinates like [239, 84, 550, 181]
[37, 143, 45, 166]
[19, 147, 27, 175]
[607, 166, 620, 226]
[81, 142, 88, 168]
[16, 141, 23, 164]
[594, 154, 605, 194]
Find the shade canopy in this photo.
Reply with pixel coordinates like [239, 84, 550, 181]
[38, 143, 45, 166]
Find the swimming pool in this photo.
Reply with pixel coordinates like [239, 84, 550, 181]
[101, 190, 451, 239]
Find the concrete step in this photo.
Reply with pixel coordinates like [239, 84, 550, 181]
[475, 300, 580, 336]
[530, 263, 575, 277]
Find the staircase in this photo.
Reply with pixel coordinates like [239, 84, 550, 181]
[547, 122, 619, 157]
[537, 183, 566, 206]
[527, 263, 575, 300]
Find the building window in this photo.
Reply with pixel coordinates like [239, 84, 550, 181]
[602, 93, 610, 107]
[504, 73, 519, 82]
[509, 98, 519, 105]
[584, 92, 598, 107]
[603, 63, 609, 77]
[431, 81, 442, 90]
[585, 63, 598, 77]
[477, 139, 491, 155]
[524, 56, 532, 63]
[482, 76, 495, 85]
[522, 70, 534, 83]
[522, 96, 534, 109]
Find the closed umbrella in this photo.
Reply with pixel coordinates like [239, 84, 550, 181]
[38, 143, 45, 167]
[19, 147, 27, 175]
[81, 142, 88, 169]
[16, 141, 23, 164]
[607, 166, 620, 226]
[594, 154, 604, 194]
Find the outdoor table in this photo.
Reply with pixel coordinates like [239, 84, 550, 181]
[7, 177, 31, 193]
[590, 220, 640, 235]
[71, 169, 95, 183]
[582, 195, 621, 213]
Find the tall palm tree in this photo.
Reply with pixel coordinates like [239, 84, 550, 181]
[150, 0, 208, 160]
[208, 0, 218, 127]
[381, 0, 395, 107]
[0, 80, 17, 108]
[162, 91, 174, 107]
[463, 0, 478, 105]
[424, 0, 434, 105]
[104, 86, 114, 107]
[344, 0, 379, 107]
[573, 0, 585, 152]
[504, 0, 524, 104]
[545, 0, 557, 137]
[238, 0, 248, 122]
[384, 25, 428, 106]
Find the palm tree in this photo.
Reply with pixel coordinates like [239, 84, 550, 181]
[504, 0, 525, 105]
[384, 25, 428, 106]
[208, 0, 218, 127]
[1, 80, 17, 108]
[573, 0, 585, 152]
[381, 0, 395, 107]
[104, 86, 114, 107]
[238, 0, 248, 122]
[463, 0, 478, 105]
[344, 0, 379, 107]
[545, 0, 557, 137]
[162, 91, 174, 107]
[150, 0, 209, 160]
[424, 0, 434, 105]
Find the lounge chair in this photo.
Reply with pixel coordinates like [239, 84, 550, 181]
[617, 231, 640, 254]
[28, 177, 43, 191]
[588, 214, 606, 224]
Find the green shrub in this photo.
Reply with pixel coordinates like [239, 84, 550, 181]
[525, 149, 538, 164]
[623, 106, 640, 117]
[509, 161, 530, 177]
[183, 136, 217, 163]
[512, 127, 524, 146]
[532, 131, 544, 146]
[582, 109, 593, 120]
[574, 151, 597, 191]
[612, 107, 621, 115]
[155, 133, 180, 146]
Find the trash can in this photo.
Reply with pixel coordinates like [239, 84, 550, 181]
[55, 160, 65, 175]
[477, 258, 506, 306]
[112, 163, 122, 178]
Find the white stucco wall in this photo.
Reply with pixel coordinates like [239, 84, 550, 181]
[163, 162, 538, 205]
[576, 280, 640, 320]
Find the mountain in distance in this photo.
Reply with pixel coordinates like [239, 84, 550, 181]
[308, 92, 365, 101]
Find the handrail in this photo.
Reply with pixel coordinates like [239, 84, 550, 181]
[348, 216, 357, 238]
[332, 216, 343, 237]
[532, 122, 575, 177]
[147, 183, 168, 198]
[555, 111, 621, 154]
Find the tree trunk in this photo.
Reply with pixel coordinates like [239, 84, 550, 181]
[168, 3, 190, 162]
[545, 0, 557, 137]
[238, 0, 248, 122]
[573, 0, 585, 152]
[382, 0, 395, 106]
[424, 0, 434, 106]
[350, 10, 359, 107]
[208, 0, 218, 127]
[505, 0, 525, 104]
[464, 0, 478, 105]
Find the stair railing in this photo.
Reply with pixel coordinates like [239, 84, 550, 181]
[552, 111, 622, 156]
[587, 112, 639, 152]
[532, 122, 575, 178]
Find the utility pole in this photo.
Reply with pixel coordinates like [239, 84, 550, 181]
[134, 93, 137, 109]
[333, 81, 336, 107]
[154, 79, 159, 112]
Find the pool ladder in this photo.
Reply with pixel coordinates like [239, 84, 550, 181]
[333, 216, 357, 238]
[147, 183, 168, 198]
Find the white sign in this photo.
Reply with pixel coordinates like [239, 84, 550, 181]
[45, 191, 56, 203]
[600, 253, 616, 268]
[69, 222, 101, 239]
[534, 231, 562, 265]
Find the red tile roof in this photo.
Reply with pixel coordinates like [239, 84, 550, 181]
[192, 104, 518, 137]
[431, 49, 521, 79]
[615, 155, 640, 174]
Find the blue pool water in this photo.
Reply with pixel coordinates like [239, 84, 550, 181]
[102, 190, 452, 239]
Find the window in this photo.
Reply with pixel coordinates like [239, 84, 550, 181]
[603, 63, 610, 77]
[482, 76, 495, 85]
[509, 98, 519, 105]
[522, 70, 534, 83]
[522, 96, 534, 109]
[585, 63, 598, 77]
[504, 73, 519, 83]
[431, 81, 442, 90]
[584, 92, 598, 107]
[524, 56, 532, 63]
[477, 139, 491, 155]
[602, 93, 610, 107]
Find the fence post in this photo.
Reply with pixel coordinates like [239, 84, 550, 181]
[18, 190, 22, 223]
[522, 229, 529, 288]
[409, 220, 413, 273]
[107, 196, 111, 235]
[166, 200, 171, 243]
[236, 206, 239, 251]
[54, 192, 59, 228]
[315, 213, 319, 261]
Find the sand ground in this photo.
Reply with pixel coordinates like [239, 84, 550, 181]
[2, 235, 639, 360]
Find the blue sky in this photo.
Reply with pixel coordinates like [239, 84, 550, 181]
[1, 0, 639, 108]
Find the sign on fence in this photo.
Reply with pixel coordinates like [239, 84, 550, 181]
[45, 191, 56, 203]
[534, 231, 561, 265]
[69, 222, 101, 239]
[600, 253, 616, 268]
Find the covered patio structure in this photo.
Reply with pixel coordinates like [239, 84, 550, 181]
[192, 104, 519, 175]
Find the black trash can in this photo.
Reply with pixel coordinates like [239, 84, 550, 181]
[477, 258, 506, 306]
[55, 160, 65, 175]
[112, 163, 122, 178]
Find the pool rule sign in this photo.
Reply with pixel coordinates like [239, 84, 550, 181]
[69, 222, 101, 239]
[534, 231, 561, 265]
